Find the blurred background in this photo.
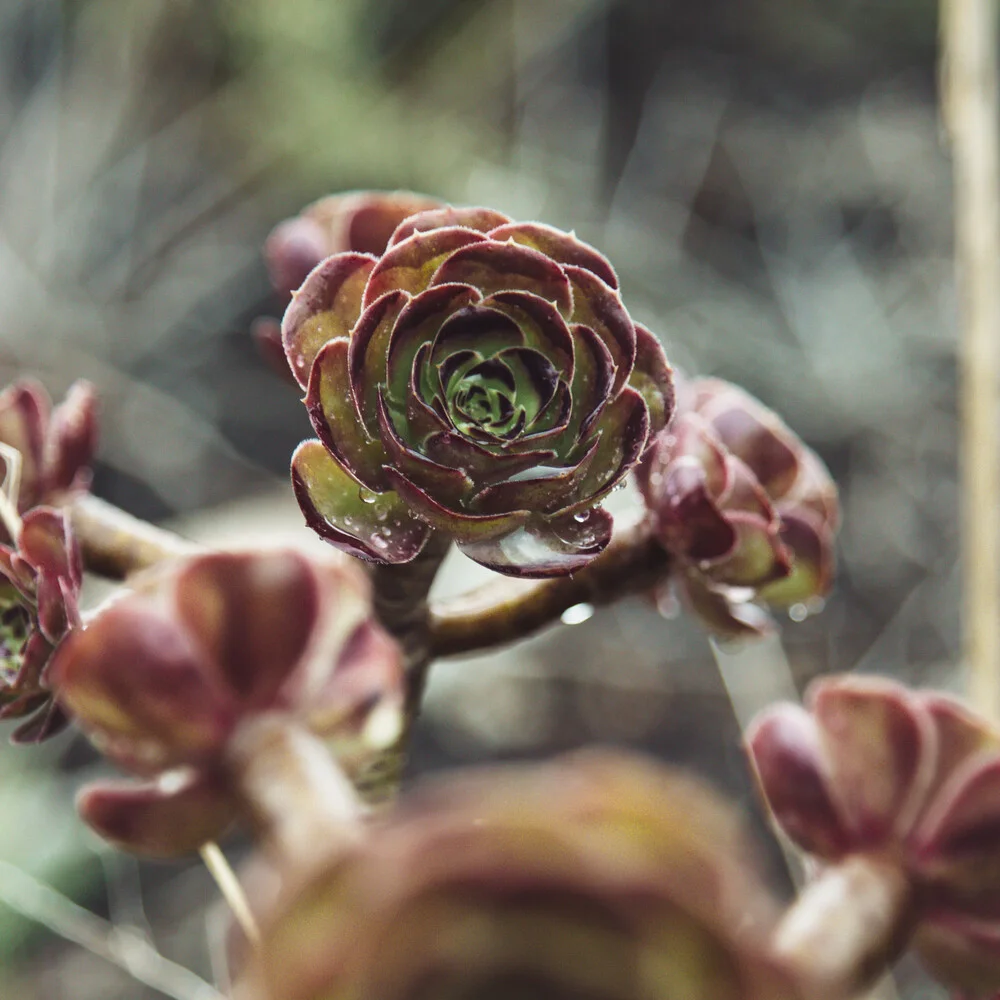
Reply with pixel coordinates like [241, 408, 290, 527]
[0, 0, 954, 996]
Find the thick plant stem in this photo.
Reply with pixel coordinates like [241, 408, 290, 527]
[429, 518, 670, 658]
[773, 855, 911, 999]
[226, 714, 363, 868]
[942, 0, 1000, 720]
[71, 494, 200, 579]
[360, 533, 451, 800]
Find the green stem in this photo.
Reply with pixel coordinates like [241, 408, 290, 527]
[359, 532, 451, 800]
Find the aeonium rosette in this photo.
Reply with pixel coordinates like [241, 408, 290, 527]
[0, 508, 81, 742]
[284, 205, 675, 578]
[49, 549, 403, 857]
[637, 376, 838, 636]
[748, 676, 1000, 998]
[243, 750, 804, 1000]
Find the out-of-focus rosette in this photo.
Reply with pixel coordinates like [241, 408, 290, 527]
[50, 549, 402, 857]
[748, 675, 1000, 998]
[0, 508, 82, 742]
[0, 378, 97, 523]
[242, 750, 805, 1000]
[286, 204, 674, 578]
[637, 376, 838, 637]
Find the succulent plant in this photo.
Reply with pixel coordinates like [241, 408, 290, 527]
[50, 549, 403, 856]
[286, 204, 674, 577]
[0, 508, 82, 742]
[0, 378, 97, 522]
[748, 675, 1000, 998]
[244, 749, 803, 1000]
[637, 376, 838, 636]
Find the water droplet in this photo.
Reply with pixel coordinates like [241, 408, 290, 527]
[573, 510, 591, 523]
[655, 589, 680, 620]
[561, 603, 594, 626]
[788, 603, 808, 623]
[359, 489, 378, 505]
[372, 536, 389, 551]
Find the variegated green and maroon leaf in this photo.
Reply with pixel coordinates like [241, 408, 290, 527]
[384, 468, 530, 543]
[566, 387, 648, 507]
[50, 599, 234, 773]
[348, 290, 410, 436]
[430, 242, 573, 317]
[376, 393, 473, 508]
[77, 772, 238, 858]
[456, 508, 612, 578]
[482, 291, 574, 368]
[810, 677, 937, 847]
[565, 265, 635, 393]
[46, 379, 98, 496]
[282, 253, 377, 388]
[390, 207, 512, 245]
[422, 430, 557, 485]
[385, 285, 484, 409]
[363, 228, 487, 307]
[703, 512, 790, 589]
[291, 440, 430, 565]
[308, 339, 390, 492]
[758, 511, 833, 608]
[470, 437, 601, 517]
[488, 222, 619, 289]
[629, 324, 674, 439]
[746, 703, 850, 859]
[174, 551, 319, 706]
[910, 755, 1000, 918]
[699, 382, 800, 502]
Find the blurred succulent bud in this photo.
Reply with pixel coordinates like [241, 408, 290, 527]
[0, 379, 97, 521]
[638, 376, 838, 637]
[265, 191, 445, 300]
[243, 749, 803, 1000]
[286, 203, 674, 577]
[0, 508, 81, 743]
[748, 675, 1000, 997]
[50, 549, 403, 856]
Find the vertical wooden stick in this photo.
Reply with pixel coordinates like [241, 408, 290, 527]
[943, 0, 1000, 721]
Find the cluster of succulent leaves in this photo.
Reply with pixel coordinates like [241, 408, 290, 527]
[282, 202, 675, 577]
[4, 191, 999, 1000]
[0, 381, 95, 741]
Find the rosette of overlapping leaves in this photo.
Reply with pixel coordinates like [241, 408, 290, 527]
[244, 750, 804, 1000]
[285, 205, 674, 577]
[0, 508, 81, 742]
[638, 376, 838, 636]
[749, 675, 1000, 998]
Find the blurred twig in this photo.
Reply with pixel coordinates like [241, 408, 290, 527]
[0, 859, 223, 1000]
[941, 0, 1000, 720]
[72, 494, 201, 579]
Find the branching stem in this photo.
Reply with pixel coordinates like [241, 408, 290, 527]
[428, 517, 669, 659]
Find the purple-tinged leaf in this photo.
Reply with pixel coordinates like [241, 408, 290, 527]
[291, 440, 430, 564]
[746, 703, 849, 858]
[390, 207, 512, 245]
[488, 222, 619, 289]
[282, 253, 376, 388]
[811, 677, 937, 847]
[77, 771, 239, 858]
[456, 507, 612, 578]
[363, 228, 487, 306]
[307, 339, 390, 492]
